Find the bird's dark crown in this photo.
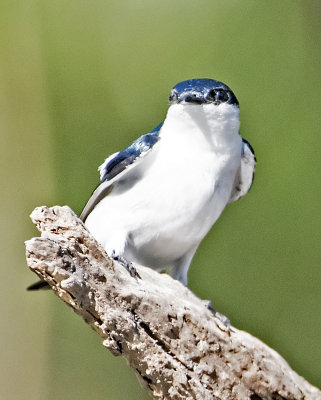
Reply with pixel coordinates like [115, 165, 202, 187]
[169, 79, 239, 107]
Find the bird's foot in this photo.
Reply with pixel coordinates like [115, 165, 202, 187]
[202, 300, 231, 332]
[202, 299, 215, 311]
[214, 311, 231, 332]
[111, 251, 141, 279]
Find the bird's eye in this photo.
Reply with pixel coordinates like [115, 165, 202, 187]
[206, 89, 217, 102]
[169, 89, 178, 103]
[216, 89, 229, 103]
[206, 89, 229, 104]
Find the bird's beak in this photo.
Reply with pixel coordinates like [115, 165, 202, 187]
[178, 93, 205, 104]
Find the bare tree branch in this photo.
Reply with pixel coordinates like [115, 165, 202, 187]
[25, 206, 321, 400]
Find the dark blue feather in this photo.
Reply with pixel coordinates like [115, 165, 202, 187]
[100, 122, 163, 182]
[242, 138, 255, 159]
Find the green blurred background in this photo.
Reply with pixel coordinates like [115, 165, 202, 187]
[1, 1, 320, 399]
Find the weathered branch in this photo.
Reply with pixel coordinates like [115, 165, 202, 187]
[25, 206, 321, 400]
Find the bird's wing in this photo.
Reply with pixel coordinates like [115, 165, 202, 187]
[80, 122, 163, 221]
[229, 138, 256, 203]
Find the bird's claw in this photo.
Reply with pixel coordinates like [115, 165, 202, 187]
[111, 252, 141, 279]
[202, 300, 231, 332]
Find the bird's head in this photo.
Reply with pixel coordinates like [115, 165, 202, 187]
[169, 79, 239, 108]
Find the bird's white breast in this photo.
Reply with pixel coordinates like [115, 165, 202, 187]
[86, 103, 242, 267]
[143, 104, 242, 239]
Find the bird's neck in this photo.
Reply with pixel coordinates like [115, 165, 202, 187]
[161, 103, 240, 152]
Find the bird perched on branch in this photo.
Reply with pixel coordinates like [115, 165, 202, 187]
[29, 78, 255, 290]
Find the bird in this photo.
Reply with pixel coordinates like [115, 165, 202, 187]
[28, 78, 255, 290]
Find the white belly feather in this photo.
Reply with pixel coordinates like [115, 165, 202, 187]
[85, 103, 242, 273]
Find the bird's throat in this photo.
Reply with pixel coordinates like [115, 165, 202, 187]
[162, 103, 241, 152]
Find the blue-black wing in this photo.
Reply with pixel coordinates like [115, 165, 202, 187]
[229, 138, 256, 203]
[80, 122, 163, 221]
[99, 123, 162, 181]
